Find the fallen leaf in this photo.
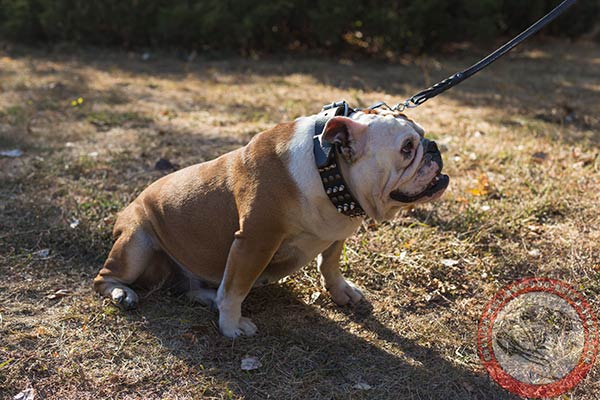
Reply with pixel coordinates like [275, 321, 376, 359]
[353, 382, 372, 390]
[47, 289, 71, 300]
[528, 249, 541, 257]
[0, 149, 23, 157]
[241, 356, 261, 371]
[467, 174, 491, 196]
[441, 259, 459, 267]
[33, 249, 50, 259]
[531, 152, 548, 163]
[13, 388, 35, 400]
[154, 158, 176, 171]
[308, 292, 321, 304]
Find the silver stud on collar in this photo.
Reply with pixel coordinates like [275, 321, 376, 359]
[339, 184, 345, 191]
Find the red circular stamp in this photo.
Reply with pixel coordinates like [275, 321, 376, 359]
[478, 278, 598, 398]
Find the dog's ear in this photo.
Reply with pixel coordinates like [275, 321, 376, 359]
[409, 120, 425, 137]
[396, 113, 425, 137]
[322, 116, 368, 162]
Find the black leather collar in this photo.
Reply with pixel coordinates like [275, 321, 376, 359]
[312, 102, 365, 218]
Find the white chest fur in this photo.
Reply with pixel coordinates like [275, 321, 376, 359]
[286, 116, 363, 242]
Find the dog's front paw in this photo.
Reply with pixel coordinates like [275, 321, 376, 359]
[219, 316, 258, 338]
[328, 279, 364, 306]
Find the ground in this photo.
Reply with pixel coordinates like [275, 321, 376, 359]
[0, 40, 599, 399]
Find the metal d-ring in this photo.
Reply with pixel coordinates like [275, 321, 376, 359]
[392, 99, 419, 112]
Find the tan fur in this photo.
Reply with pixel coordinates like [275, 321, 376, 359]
[361, 109, 380, 115]
[95, 122, 298, 289]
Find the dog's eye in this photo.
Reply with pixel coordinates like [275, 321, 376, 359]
[401, 140, 414, 156]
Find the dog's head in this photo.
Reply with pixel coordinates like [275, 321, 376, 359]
[322, 110, 449, 221]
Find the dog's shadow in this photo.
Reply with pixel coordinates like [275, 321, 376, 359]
[128, 284, 517, 400]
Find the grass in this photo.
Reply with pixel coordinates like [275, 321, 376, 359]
[1, 40, 599, 399]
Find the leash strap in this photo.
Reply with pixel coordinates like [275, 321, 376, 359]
[393, 0, 578, 111]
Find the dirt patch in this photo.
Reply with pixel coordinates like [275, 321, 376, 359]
[1, 42, 599, 399]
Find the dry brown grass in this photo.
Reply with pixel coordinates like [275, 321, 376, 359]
[1, 40, 599, 399]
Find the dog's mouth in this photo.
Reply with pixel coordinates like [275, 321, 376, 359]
[389, 138, 449, 203]
[389, 173, 450, 203]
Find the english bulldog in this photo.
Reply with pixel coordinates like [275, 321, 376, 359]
[93, 104, 449, 338]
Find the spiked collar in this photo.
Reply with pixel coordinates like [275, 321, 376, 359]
[312, 102, 365, 218]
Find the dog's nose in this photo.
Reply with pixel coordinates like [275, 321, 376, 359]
[421, 138, 443, 169]
[428, 141, 439, 153]
[421, 138, 439, 153]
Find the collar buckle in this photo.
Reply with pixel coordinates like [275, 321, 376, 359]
[322, 100, 351, 117]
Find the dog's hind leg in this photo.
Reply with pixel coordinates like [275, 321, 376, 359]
[94, 207, 163, 309]
[187, 287, 217, 308]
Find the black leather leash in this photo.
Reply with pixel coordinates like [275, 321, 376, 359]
[312, 0, 578, 217]
[373, 0, 578, 112]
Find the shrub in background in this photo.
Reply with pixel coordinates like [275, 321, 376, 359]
[0, 0, 597, 54]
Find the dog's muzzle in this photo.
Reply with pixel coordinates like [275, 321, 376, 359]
[389, 138, 450, 203]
